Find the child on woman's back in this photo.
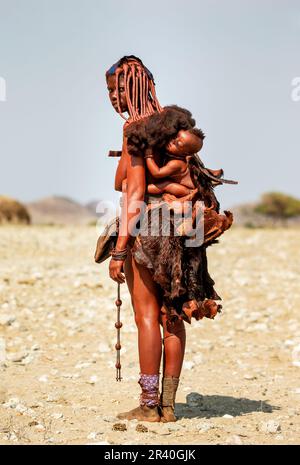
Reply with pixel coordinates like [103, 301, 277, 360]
[145, 128, 204, 198]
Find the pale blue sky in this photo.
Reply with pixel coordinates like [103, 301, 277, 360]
[0, 0, 299, 208]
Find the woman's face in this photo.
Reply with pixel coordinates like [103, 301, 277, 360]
[106, 73, 128, 114]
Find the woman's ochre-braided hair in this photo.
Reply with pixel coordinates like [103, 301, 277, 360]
[106, 55, 163, 122]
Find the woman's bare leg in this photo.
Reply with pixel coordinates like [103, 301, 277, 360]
[118, 247, 163, 421]
[158, 312, 186, 422]
[125, 251, 186, 377]
[129, 253, 163, 373]
[159, 312, 186, 377]
[125, 250, 186, 377]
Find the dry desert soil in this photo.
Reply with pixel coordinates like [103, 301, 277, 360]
[0, 225, 300, 445]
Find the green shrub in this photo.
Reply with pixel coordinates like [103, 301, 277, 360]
[255, 192, 300, 219]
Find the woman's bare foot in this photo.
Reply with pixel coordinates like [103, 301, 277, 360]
[116, 405, 161, 422]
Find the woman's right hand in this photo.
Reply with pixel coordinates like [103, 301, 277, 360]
[109, 258, 126, 284]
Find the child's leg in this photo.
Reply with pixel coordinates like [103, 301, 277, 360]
[147, 183, 164, 195]
[147, 180, 191, 196]
[165, 183, 191, 196]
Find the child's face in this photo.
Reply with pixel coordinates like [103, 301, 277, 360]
[166, 130, 203, 156]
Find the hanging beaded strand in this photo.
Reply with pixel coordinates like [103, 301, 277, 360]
[115, 282, 123, 382]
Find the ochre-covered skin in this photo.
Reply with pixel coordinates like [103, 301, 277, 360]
[104, 55, 237, 422]
[145, 129, 203, 196]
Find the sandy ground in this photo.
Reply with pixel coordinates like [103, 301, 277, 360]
[0, 225, 300, 445]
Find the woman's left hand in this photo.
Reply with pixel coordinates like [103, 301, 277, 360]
[109, 258, 126, 284]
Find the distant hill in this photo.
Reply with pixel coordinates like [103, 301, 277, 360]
[26, 196, 97, 225]
[231, 200, 300, 227]
[85, 200, 102, 216]
[14, 191, 300, 228]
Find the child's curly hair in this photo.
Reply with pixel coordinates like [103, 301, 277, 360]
[124, 105, 205, 156]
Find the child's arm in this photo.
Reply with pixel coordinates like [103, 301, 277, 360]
[145, 153, 183, 179]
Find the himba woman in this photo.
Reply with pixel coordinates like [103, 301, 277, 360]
[104, 55, 235, 422]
